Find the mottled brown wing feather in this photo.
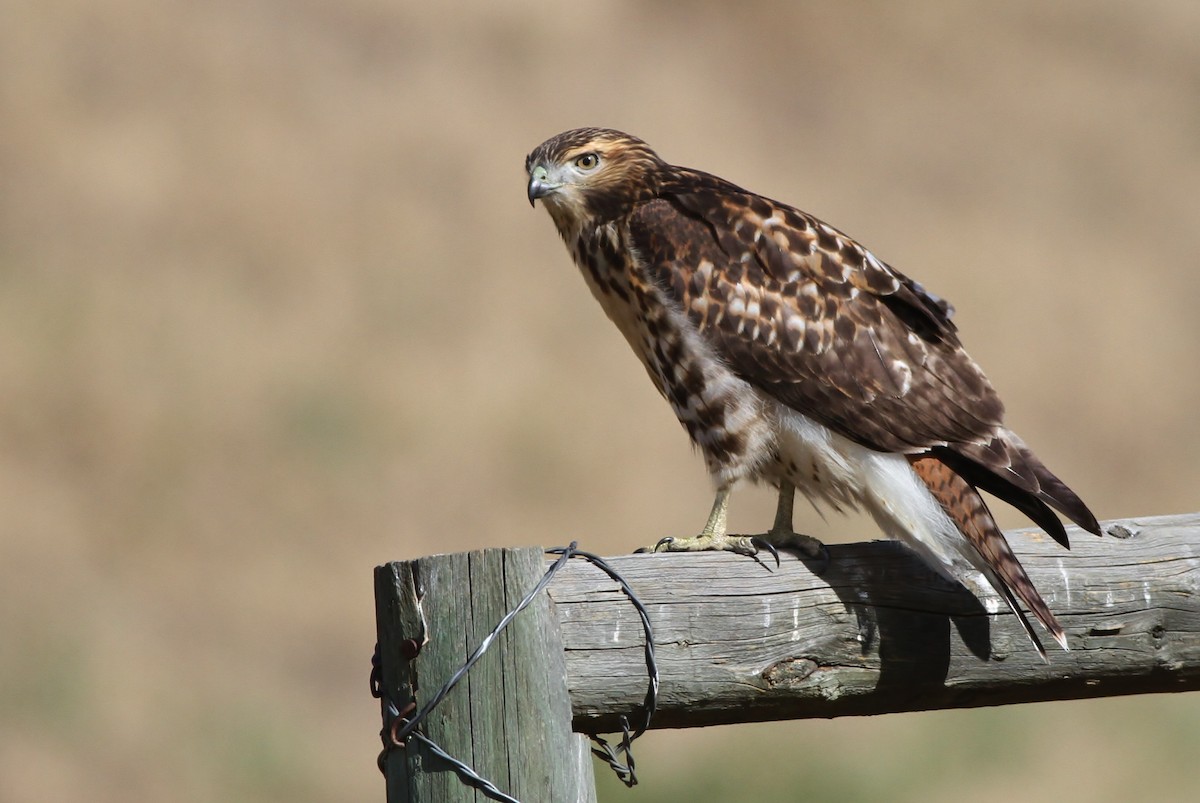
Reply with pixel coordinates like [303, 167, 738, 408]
[628, 177, 1005, 454]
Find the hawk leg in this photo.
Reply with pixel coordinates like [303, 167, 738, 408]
[637, 483, 826, 563]
[760, 482, 826, 559]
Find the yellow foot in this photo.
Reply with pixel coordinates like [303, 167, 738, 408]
[635, 529, 828, 570]
[759, 528, 826, 560]
[635, 532, 764, 558]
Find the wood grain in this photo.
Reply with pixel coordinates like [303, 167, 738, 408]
[548, 514, 1200, 732]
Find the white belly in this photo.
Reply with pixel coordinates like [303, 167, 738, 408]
[768, 402, 984, 582]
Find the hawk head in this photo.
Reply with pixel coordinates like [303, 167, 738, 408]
[526, 128, 664, 228]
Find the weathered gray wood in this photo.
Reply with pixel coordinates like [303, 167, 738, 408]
[374, 547, 596, 803]
[549, 513, 1200, 732]
[374, 559, 425, 801]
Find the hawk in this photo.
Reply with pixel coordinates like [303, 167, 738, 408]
[526, 127, 1101, 657]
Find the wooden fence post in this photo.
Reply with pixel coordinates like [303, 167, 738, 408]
[375, 546, 597, 803]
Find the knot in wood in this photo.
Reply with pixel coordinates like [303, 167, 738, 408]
[1106, 523, 1141, 539]
[762, 657, 818, 688]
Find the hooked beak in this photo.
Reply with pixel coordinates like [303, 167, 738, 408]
[527, 163, 557, 207]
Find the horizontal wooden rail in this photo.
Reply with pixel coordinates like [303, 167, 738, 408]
[549, 513, 1200, 732]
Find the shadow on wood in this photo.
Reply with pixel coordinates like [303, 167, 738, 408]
[549, 513, 1200, 731]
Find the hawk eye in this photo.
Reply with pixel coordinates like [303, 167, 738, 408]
[575, 152, 600, 170]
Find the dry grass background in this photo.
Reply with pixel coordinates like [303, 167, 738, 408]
[2, 1, 1199, 801]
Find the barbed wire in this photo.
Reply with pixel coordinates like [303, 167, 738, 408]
[545, 545, 658, 784]
[373, 541, 658, 801]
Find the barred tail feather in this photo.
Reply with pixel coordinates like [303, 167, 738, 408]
[909, 455, 1068, 659]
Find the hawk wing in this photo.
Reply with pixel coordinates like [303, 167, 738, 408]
[628, 170, 1100, 538]
[630, 171, 999, 452]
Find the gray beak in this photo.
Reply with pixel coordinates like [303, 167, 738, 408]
[527, 164, 552, 207]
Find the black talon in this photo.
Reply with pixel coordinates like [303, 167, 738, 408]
[634, 536, 673, 554]
[805, 542, 832, 576]
[751, 537, 781, 567]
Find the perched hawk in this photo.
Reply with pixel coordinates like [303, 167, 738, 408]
[526, 127, 1101, 657]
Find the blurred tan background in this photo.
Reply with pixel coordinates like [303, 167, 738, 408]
[3, 1, 1199, 801]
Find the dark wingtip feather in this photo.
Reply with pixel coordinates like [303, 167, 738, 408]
[931, 446, 1072, 547]
[1031, 464, 1102, 536]
[934, 439, 1103, 542]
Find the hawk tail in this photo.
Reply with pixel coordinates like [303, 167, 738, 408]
[933, 432, 1102, 548]
[909, 455, 1067, 659]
